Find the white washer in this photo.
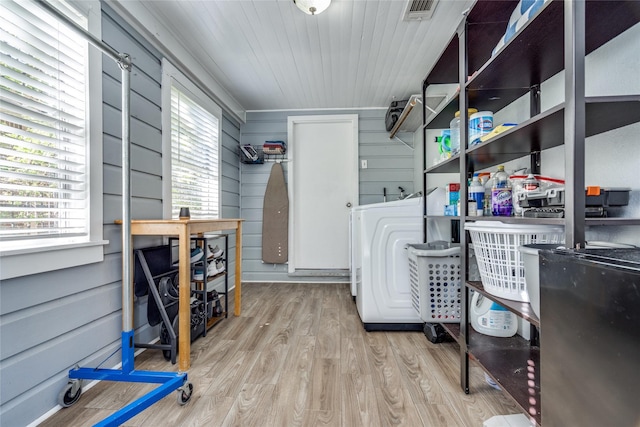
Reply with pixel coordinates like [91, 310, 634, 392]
[350, 197, 423, 330]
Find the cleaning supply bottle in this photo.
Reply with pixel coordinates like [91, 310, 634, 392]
[481, 173, 493, 216]
[468, 173, 484, 216]
[449, 113, 461, 155]
[449, 108, 477, 154]
[470, 293, 517, 337]
[491, 165, 513, 216]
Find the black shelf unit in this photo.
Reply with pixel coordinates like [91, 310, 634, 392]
[421, 0, 640, 425]
[426, 96, 640, 174]
[133, 234, 229, 364]
[168, 234, 229, 338]
[442, 322, 541, 423]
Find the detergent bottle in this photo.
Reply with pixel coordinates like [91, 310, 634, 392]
[491, 165, 513, 216]
[468, 173, 484, 216]
[470, 292, 517, 337]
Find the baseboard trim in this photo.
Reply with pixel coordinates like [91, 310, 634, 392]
[289, 269, 350, 277]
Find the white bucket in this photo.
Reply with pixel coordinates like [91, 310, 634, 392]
[469, 111, 493, 146]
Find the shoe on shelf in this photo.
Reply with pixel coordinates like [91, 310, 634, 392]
[207, 260, 219, 277]
[190, 247, 204, 263]
[192, 268, 205, 281]
[207, 244, 223, 259]
[215, 259, 226, 274]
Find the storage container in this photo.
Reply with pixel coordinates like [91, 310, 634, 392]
[408, 242, 462, 322]
[465, 221, 564, 302]
[468, 110, 493, 146]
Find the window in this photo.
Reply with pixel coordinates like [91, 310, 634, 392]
[162, 59, 221, 219]
[0, 0, 104, 279]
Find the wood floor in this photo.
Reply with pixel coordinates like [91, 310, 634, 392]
[40, 282, 520, 426]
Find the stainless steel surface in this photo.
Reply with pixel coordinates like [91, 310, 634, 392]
[540, 248, 640, 426]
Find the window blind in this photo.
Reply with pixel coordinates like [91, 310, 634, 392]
[170, 85, 220, 219]
[0, 0, 88, 241]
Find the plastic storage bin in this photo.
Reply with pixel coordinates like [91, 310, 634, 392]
[408, 242, 462, 322]
[465, 221, 564, 302]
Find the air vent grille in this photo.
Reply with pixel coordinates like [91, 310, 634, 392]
[403, 0, 438, 21]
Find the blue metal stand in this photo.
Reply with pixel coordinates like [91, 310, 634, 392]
[38, 3, 193, 425]
[66, 331, 189, 427]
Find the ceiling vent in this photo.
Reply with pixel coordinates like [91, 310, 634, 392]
[402, 0, 438, 21]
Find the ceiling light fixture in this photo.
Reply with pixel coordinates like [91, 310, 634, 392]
[293, 0, 331, 15]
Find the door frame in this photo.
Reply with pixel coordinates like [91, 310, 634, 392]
[287, 114, 359, 274]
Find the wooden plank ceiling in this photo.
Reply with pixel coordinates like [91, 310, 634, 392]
[130, 0, 475, 111]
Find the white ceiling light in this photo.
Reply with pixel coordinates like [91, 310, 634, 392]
[293, 0, 331, 15]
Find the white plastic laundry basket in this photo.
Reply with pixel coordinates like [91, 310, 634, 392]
[465, 221, 564, 302]
[408, 243, 462, 323]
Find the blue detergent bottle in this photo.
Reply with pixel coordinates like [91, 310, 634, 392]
[470, 292, 517, 337]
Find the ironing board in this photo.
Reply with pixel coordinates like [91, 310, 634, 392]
[262, 162, 289, 263]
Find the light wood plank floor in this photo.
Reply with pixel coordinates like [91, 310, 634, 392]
[40, 282, 521, 426]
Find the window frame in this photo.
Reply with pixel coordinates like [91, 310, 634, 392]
[161, 59, 222, 220]
[0, 0, 106, 280]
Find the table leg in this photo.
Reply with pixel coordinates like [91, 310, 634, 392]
[234, 222, 242, 316]
[178, 227, 191, 371]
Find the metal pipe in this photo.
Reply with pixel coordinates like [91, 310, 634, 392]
[121, 59, 133, 331]
[37, 0, 135, 330]
[36, 0, 122, 63]
[564, 0, 586, 248]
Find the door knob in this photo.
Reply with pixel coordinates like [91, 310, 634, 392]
[346, 202, 352, 208]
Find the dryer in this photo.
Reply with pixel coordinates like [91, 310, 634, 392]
[350, 197, 423, 331]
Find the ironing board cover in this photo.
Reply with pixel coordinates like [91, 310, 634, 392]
[262, 162, 289, 263]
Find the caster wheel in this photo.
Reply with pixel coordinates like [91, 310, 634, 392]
[423, 323, 449, 344]
[58, 380, 82, 407]
[177, 382, 193, 405]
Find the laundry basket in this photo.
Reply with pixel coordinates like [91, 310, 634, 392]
[408, 242, 462, 323]
[465, 221, 564, 302]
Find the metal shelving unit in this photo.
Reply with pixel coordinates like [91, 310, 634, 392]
[421, 1, 640, 425]
[182, 234, 229, 336]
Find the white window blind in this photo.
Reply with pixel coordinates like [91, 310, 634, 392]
[170, 85, 220, 219]
[0, 0, 89, 242]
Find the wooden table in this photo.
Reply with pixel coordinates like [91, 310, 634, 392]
[123, 219, 243, 371]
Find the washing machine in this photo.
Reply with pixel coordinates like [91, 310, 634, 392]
[350, 197, 423, 331]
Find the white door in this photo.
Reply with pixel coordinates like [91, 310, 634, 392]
[288, 115, 358, 273]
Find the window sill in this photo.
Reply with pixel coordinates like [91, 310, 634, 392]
[0, 240, 109, 280]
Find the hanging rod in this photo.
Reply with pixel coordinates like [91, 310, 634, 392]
[36, 0, 133, 330]
[389, 94, 421, 139]
[37, 0, 130, 68]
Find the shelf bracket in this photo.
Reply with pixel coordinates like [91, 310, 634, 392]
[392, 135, 414, 150]
[389, 94, 422, 139]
